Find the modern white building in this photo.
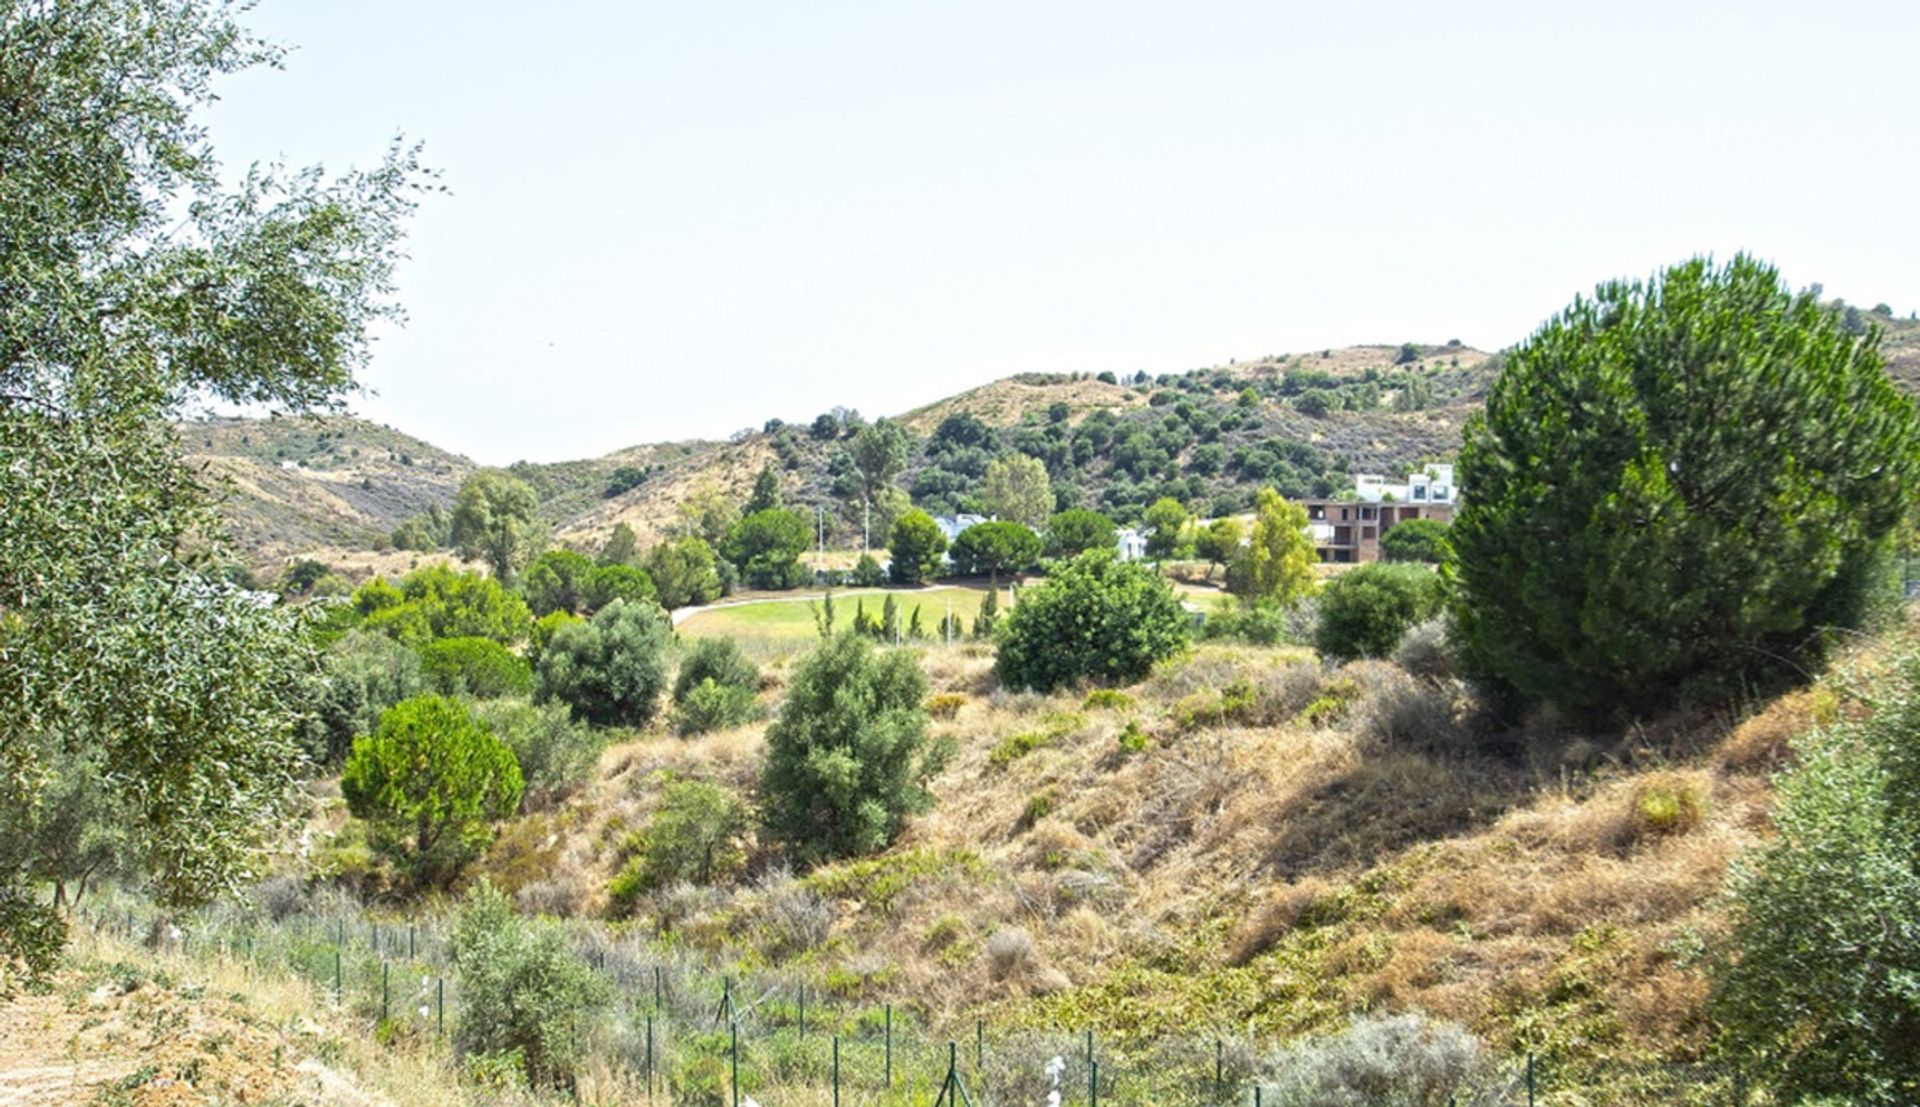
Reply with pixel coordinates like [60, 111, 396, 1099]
[1352, 463, 1456, 506]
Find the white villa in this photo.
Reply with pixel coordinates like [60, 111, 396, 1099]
[1352, 463, 1456, 506]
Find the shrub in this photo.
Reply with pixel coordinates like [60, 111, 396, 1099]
[1380, 518, 1451, 563]
[926, 692, 967, 719]
[1452, 255, 1919, 717]
[1314, 563, 1445, 661]
[450, 881, 610, 1087]
[671, 637, 761, 736]
[609, 779, 749, 908]
[341, 695, 523, 884]
[418, 636, 533, 699]
[1354, 676, 1459, 752]
[759, 878, 835, 958]
[1083, 688, 1134, 711]
[673, 637, 759, 702]
[985, 926, 1037, 980]
[357, 563, 532, 646]
[672, 679, 759, 736]
[1629, 773, 1706, 838]
[1391, 618, 1455, 682]
[1268, 1011, 1494, 1107]
[521, 548, 595, 616]
[534, 599, 671, 727]
[472, 699, 604, 809]
[1226, 488, 1315, 608]
[760, 633, 942, 863]
[996, 550, 1190, 692]
[1713, 649, 1920, 1100]
[1200, 599, 1290, 645]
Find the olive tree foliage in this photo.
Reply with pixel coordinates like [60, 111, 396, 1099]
[342, 695, 523, 884]
[760, 634, 944, 864]
[0, 0, 424, 990]
[1712, 650, 1920, 1104]
[995, 550, 1192, 692]
[451, 469, 546, 583]
[534, 600, 672, 728]
[1451, 256, 1920, 717]
[450, 880, 610, 1088]
[982, 453, 1054, 529]
[847, 418, 909, 547]
[296, 630, 425, 766]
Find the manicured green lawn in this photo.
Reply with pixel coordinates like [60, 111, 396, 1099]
[678, 585, 996, 641]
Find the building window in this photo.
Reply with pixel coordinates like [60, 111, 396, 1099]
[1362, 526, 1376, 540]
[1412, 486, 1427, 501]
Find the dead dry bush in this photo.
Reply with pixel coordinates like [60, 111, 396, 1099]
[1228, 877, 1331, 965]
[985, 925, 1037, 980]
[1354, 674, 1463, 753]
[1392, 617, 1456, 682]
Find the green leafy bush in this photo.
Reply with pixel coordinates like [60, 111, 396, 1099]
[450, 881, 610, 1087]
[646, 536, 724, 609]
[724, 508, 811, 590]
[1314, 563, 1445, 661]
[533, 599, 670, 727]
[472, 699, 604, 809]
[341, 695, 523, 883]
[761, 634, 942, 863]
[1713, 649, 1920, 1102]
[354, 564, 532, 647]
[949, 520, 1042, 580]
[995, 550, 1191, 692]
[609, 779, 748, 908]
[418, 636, 532, 699]
[1452, 255, 1919, 716]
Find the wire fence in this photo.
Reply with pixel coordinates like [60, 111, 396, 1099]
[72, 896, 1753, 1107]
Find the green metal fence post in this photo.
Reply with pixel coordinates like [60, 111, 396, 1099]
[976, 1018, 984, 1072]
[645, 1011, 655, 1099]
[730, 1019, 740, 1107]
[333, 947, 341, 1001]
[1091, 1058, 1099, 1107]
[655, 964, 664, 1010]
[1526, 1053, 1536, 1107]
[436, 977, 444, 1037]
[798, 984, 806, 1037]
[885, 1003, 893, 1089]
[833, 1035, 841, 1107]
[380, 961, 389, 1023]
[1215, 1038, 1224, 1100]
[1254, 1085, 1261, 1107]
[408, 923, 415, 960]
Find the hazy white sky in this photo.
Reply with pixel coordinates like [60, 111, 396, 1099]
[206, 0, 1920, 464]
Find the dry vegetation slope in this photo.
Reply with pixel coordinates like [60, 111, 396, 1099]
[180, 415, 475, 568]
[478, 620, 1907, 1072]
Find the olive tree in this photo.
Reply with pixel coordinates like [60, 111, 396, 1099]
[0, 0, 422, 987]
[452, 470, 546, 583]
[534, 600, 672, 727]
[761, 634, 943, 863]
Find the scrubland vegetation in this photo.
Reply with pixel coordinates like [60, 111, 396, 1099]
[7, 5, 1920, 1107]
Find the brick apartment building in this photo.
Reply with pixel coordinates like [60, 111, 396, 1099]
[1302, 464, 1457, 563]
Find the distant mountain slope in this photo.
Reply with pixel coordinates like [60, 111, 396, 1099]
[181, 416, 475, 566]
[195, 313, 1919, 575]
